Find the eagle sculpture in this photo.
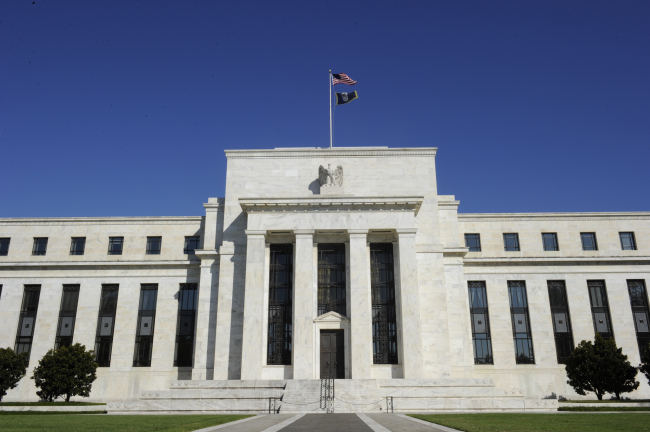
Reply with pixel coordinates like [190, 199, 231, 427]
[318, 164, 343, 187]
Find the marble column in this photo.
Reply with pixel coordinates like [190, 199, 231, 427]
[240, 230, 267, 380]
[395, 228, 424, 378]
[292, 230, 315, 379]
[192, 250, 220, 380]
[348, 230, 373, 379]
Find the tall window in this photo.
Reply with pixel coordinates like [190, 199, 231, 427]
[0, 238, 10, 256]
[108, 237, 124, 255]
[70, 237, 86, 255]
[267, 244, 293, 365]
[542, 233, 559, 251]
[184, 236, 200, 254]
[95, 284, 119, 367]
[508, 281, 534, 364]
[15, 285, 41, 359]
[371, 243, 398, 364]
[55, 285, 80, 349]
[133, 284, 158, 367]
[317, 244, 346, 316]
[620, 232, 637, 251]
[627, 280, 650, 359]
[32, 238, 48, 256]
[581, 233, 598, 251]
[587, 280, 613, 339]
[464, 234, 481, 252]
[468, 281, 493, 364]
[146, 237, 162, 255]
[547, 281, 574, 363]
[174, 283, 197, 367]
[503, 233, 520, 251]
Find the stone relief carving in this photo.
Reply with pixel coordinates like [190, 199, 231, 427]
[318, 164, 343, 187]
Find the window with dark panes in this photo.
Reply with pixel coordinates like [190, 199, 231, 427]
[146, 237, 162, 255]
[15, 285, 41, 360]
[464, 234, 481, 252]
[0, 238, 10, 256]
[587, 280, 613, 340]
[184, 236, 200, 254]
[581, 233, 598, 251]
[371, 243, 398, 365]
[95, 284, 119, 367]
[317, 244, 346, 316]
[547, 281, 574, 363]
[620, 232, 637, 251]
[468, 281, 493, 364]
[627, 280, 650, 360]
[508, 281, 535, 364]
[32, 238, 48, 256]
[267, 244, 293, 365]
[174, 283, 197, 367]
[70, 237, 86, 255]
[133, 284, 158, 367]
[542, 233, 559, 251]
[503, 233, 520, 251]
[55, 285, 80, 349]
[108, 237, 124, 255]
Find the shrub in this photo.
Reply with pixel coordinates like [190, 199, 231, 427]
[31, 344, 97, 402]
[0, 347, 29, 401]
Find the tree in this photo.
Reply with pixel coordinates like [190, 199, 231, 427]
[565, 334, 639, 400]
[31, 344, 97, 402]
[639, 344, 650, 386]
[0, 348, 29, 402]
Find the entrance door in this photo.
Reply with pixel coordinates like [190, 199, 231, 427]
[320, 330, 344, 379]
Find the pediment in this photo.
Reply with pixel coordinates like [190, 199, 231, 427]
[313, 311, 350, 323]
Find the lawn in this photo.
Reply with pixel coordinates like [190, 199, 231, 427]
[409, 413, 650, 432]
[0, 402, 106, 406]
[558, 406, 650, 412]
[0, 414, 252, 432]
[562, 399, 650, 403]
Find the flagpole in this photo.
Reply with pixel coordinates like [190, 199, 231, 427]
[329, 70, 332, 149]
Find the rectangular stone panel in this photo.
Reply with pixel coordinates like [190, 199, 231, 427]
[513, 314, 527, 333]
[100, 316, 113, 336]
[59, 317, 74, 336]
[553, 313, 568, 333]
[20, 317, 34, 337]
[635, 312, 649, 333]
[140, 316, 153, 336]
[594, 313, 609, 333]
[473, 314, 486, 334]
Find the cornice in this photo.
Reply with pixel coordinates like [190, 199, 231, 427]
[0, 216, 203, 226]
[239, 196, 424, 216]
[0, 260, 200, 270]
[459, 212, 650, 222]
[225, 147, 437, 159]
[464, 256, 650, 267]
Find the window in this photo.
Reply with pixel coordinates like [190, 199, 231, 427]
[468, 281, 493, 364]
[627, 280, 650, 360]
[317, 244, 346, 316]
[32, 238, 48, 256]
[547, 281, 574, 364]
[70, 237, 86, 255]
[108, 237, 123, 255]
[174, 283, 197, 367]
[267, 244, 293, 365]
[133, 284, 158, 367]
[587, 280, 613, 340]
[464, 234, 481, 252]
[15, 285, 41, 360]
[95, 285, 119, 367]
[508, 281, 535, 364]
[581, 233, 598, 251]
[620, 232, 637, 251]
[0, 238, 10, 256]
[503, 233, 520, 252]
[371, 243, 398, 365]
[55, 285, 80, 349]
[184, 236, 200, 254]
[146, 237, 162, 255]
[542, 233, 559, 251]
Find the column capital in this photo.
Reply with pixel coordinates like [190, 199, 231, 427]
[293, 229, 315, 237]
[244, 230, 266, 238]
[395, 228, 418, 236]
[347, 229, 369, 236]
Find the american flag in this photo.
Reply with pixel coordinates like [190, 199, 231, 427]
[331, 73, 357, 85]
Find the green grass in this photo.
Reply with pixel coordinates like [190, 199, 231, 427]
[0, 402, 106, 406]
[0, 411, 107, 415]
[559, 406, 650, 412]
[409, 413, 650, 432]
[0, 414, 252, 431]
[562, 399, 650, 403]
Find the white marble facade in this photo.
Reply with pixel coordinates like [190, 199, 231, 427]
[1, 147, 649, 403]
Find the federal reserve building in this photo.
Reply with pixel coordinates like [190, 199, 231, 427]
[1, 146, 649, 412]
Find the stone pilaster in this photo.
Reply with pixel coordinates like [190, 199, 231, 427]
[292, 229, 315, 379]
[192, 250, 220, 380]
[348, 229, 373, 379]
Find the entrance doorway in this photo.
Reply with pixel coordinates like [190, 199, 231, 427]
[320, 330, 344, 379]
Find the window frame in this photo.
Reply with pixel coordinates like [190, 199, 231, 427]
[503, 233, 520, 252]
[133, 284, 158, 367]
[267, 244, 293, 366]
[15, 285, 41, 360]
[32, 237, 48, 256]
[146, 236, 162, 255]
[464, 234, 482, 252]
[581, 233, 598, 251]
[542, 233, 559, 252]
[183, 236, 200, 255]
[587, 280, 613, 340]
[0, 238, 10, 256]
[627, 280, 650, 360]
[508, 281, 535, 364]
[95, 284, 119, 367]
[468, 281, 493, 365]
[370, 243, 398, 365]
[547, 280, 574, 364]
[69, 237, 86, 256]
[619, 232, 637, 251]
[174, 283, 197, 367]
[108, 237, 124, 255]
[55, 285, 80, 349]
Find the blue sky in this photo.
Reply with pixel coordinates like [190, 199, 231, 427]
[2, 1, 648, 217]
